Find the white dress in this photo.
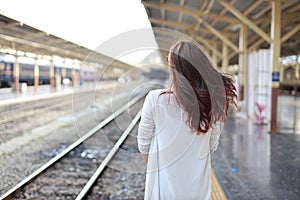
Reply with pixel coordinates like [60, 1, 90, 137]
[137, 89, 223, 200]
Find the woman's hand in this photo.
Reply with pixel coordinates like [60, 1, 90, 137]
[141, 153, 148, 163]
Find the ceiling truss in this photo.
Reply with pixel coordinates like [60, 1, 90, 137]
[0, 14, 134, 70]
[143, 0, 300, 64]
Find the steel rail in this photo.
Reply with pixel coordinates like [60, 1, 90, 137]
[0, 92, 146, 200]
[0, 101, 71, 125]
[75, 109, 142, 200]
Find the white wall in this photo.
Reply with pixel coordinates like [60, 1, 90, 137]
[247, 49, 272, 124]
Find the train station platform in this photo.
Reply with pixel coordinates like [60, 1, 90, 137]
[212, 99, 300, 199]
[0, 81, 116, 106]
[0, 82, 299, 199]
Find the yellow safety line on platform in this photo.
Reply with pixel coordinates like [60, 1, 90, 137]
[212, 169, 227, 200]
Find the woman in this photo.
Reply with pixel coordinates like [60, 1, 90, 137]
[137, 41, 237, 199]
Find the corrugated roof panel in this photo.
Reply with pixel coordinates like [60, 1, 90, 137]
[248, 1, 269, 16]
[165, 0, 178, 5]
[176, 27, 187, 35]
[166, 10, 179, 21]
[234, 0, 254, 13]
[142, 0, 300, 57]
[210, 1, 224, 14]
[182, 13, 195, 25]
[214, 21, 228, 30]
[185, 0, 203, 9]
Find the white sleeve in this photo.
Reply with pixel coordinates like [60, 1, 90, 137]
[137, 92, 155, 154]
[210, 121, 224, 153]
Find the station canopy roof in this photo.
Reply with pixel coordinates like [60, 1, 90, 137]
[142, 0, 300, 64]
[0, 14, 133, 70]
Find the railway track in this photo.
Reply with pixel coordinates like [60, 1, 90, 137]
[0, 82, 139, 144]
[0, 87, 151, 199]
[0, 96, 74, 144]
[0, 85, 111, 125]
[76, 109, 142, 200]
[0, 100, 71, 125]
[0, 94, 80, 144]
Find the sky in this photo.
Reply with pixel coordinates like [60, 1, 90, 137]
[0, 0, 157, 64]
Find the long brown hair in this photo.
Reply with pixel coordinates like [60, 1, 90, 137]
[164, 41, 237, 134]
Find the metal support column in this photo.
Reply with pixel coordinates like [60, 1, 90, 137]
[50, 57, 54, 88]
[62, 59, 66, 80]
[212, 42, 218, 67]
[270, 0, 281, 133]
[222, 42, 228, 73]
[13, 54, 19, 93]
[295, 56, 299, 95]
[239, 24, 247, 101]
[72, 69, 77, 86]
[34, 57, 39, 91]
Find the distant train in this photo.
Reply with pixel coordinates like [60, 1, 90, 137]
[0, 54, 98, 88]
[280, 64, 300, 92]
[143, 67, 169, 81]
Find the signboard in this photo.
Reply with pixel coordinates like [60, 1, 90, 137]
[272, 72, 280, 82]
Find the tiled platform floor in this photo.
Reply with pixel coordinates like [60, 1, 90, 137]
[212, 109, 300, 200]
[212, 170, 227, 200]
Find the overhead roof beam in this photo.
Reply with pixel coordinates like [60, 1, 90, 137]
[188, 1, 205, 34]
[195, 36, 222, 58]
[207, 13, 239, 24]
[210, 0, 237, 28]
[198, 20, 240, 53]
[190, 0, 213, 35]
[252, 14, 271, 24]
[144, 1, 238, 33]
[281, 23, 300, 43]
[0, 22, 20, 28]
[252, 4, 271, 19]
[199, 0, 210, 15]
[22, 32, 48, 40]
[243, 0, 264, 16]
[0, 33, 103, 63]
[177, 0, 186, 30]
[282, 0, 300, 11]
[251, 1, 292, 19]
[288, 2, 300, 12]
[221, 0, 266, 35]
[200, 0, 265, 50]
[149, 18, 211, 35]
[144, 2, 237, 25]
[143, 0, 299, 57]
[0, 16, 135, 67]
[144, 2, 240, 45]
[160, 0, 166, 28]
[249, 38, 264, 52]
[149, 17, 190, 30]
[202, 0, 237, 40]
[218, 0, 272, 43]
[193, 28, 222, 37]
[228, 34, 266, 59]
[143, 2, 201, 16]
[45, 39, 67, 46]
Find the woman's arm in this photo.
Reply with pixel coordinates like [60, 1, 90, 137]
[210, 121, 224, 153]
[137, 92, 155, 162]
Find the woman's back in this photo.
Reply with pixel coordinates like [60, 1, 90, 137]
[137, 40, 236, 200]
[139, 89, 221, 199]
